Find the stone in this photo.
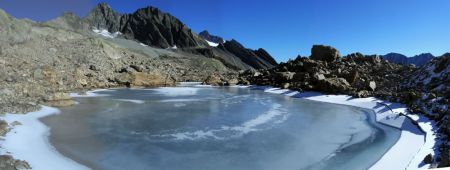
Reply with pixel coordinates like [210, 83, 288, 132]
[282, 83, 290, 89]
[204, 75, 223, 86]
[225, 78, 239, 86]
[130, 65, 144, 72]
[348, 70, 359, 84]
[130, 72, 172, 87]
[10, 121, 21, 126]
[316, 78, 351, 93]
[275, 72, 295, 82]
[313, 73, 325, 81]
[310, 45, 340, 62]
[0, 155, 31, 170]
[367, 81, 376, 91]
[0, 120, 9, 136]
[356, 90, 370, 98]
[424, 153, 433, 164]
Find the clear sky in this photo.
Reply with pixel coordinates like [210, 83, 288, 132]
[1, 0, 449, 62]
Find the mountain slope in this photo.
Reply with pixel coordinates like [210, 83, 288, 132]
[221, 39, 277, 69]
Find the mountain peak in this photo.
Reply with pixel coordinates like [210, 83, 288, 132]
[96, 2, 113, 10]
[199, 30, 224, 44]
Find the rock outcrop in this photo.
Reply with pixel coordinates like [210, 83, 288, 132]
[310, 45, 340, 62]
[221, 39, 277, 69]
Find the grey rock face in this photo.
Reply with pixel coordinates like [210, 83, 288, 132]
[311, 45, 340, 62]
[223, 39, 277, 69]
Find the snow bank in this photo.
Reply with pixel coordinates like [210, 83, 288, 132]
[206, 40, 219, 47]
[92, 29, 121, 39]
[70, 89, 113, 98]
[115, 99, 145, 104]
[0, 106, 90, 170]
[257, 87, 434, 170]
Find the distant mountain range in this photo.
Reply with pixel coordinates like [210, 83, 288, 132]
[381, 53, 434, 66]
[82, 3, 277, 70]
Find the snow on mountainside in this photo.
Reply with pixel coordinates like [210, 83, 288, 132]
[205, 40, 219, 47]
[92, 29, 121, 38]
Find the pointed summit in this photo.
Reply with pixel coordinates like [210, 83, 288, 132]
[199, 30, 224, 44]
[84, 2, 122, 32]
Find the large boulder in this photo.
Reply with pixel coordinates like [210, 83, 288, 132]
[0, 120, 9, 136]
[0, 155, 31, 170]
[203, 75, 223, 86]
[310, 45, 340, 62]
[316, 78, 351, 93]
[367, 81, 376, 91]
[44, 92, 76, 107]
[275, 72, 295, 82]
[131, 72, 172, 87]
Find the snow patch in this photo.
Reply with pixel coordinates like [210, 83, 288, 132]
[206, 40, 219, 47]
[93, 29, 121, 38]
[115, 99, 145, 104]
[0, 106, 90, 170]
[149, 87, 200, 97]
[70, 89, 113, 98]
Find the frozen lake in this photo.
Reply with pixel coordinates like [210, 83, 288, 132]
[42, 87, 400, 170]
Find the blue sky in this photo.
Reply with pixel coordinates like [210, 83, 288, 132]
[1, 0, 449, 62]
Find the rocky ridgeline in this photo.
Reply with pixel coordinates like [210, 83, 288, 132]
[239, 45, 450, 167]
[240, 45, 411, 98]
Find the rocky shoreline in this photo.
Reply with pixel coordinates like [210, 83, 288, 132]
[0, 2, 448, 169]
[238, 45, 449, 167]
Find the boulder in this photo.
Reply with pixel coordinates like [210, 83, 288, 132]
[356, 90, 370, 98]
[0, 120, 9, 136]
[275, 72, 295, 82]
[131, 72, 172, 87]
[367, 81, 376, 91]
[204, 75, 223, 86]
[225, 78, 239, 86]
[316, 78, 350, 93]
[347, 70, 359, 84]
[0, 155, 31, 170]
[44, 92, 76, 107]
[312, 73, 325, 82]
[310, 45, 340, 62]
[424, 154, 433, 164]
[282, 83, 290, 89]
